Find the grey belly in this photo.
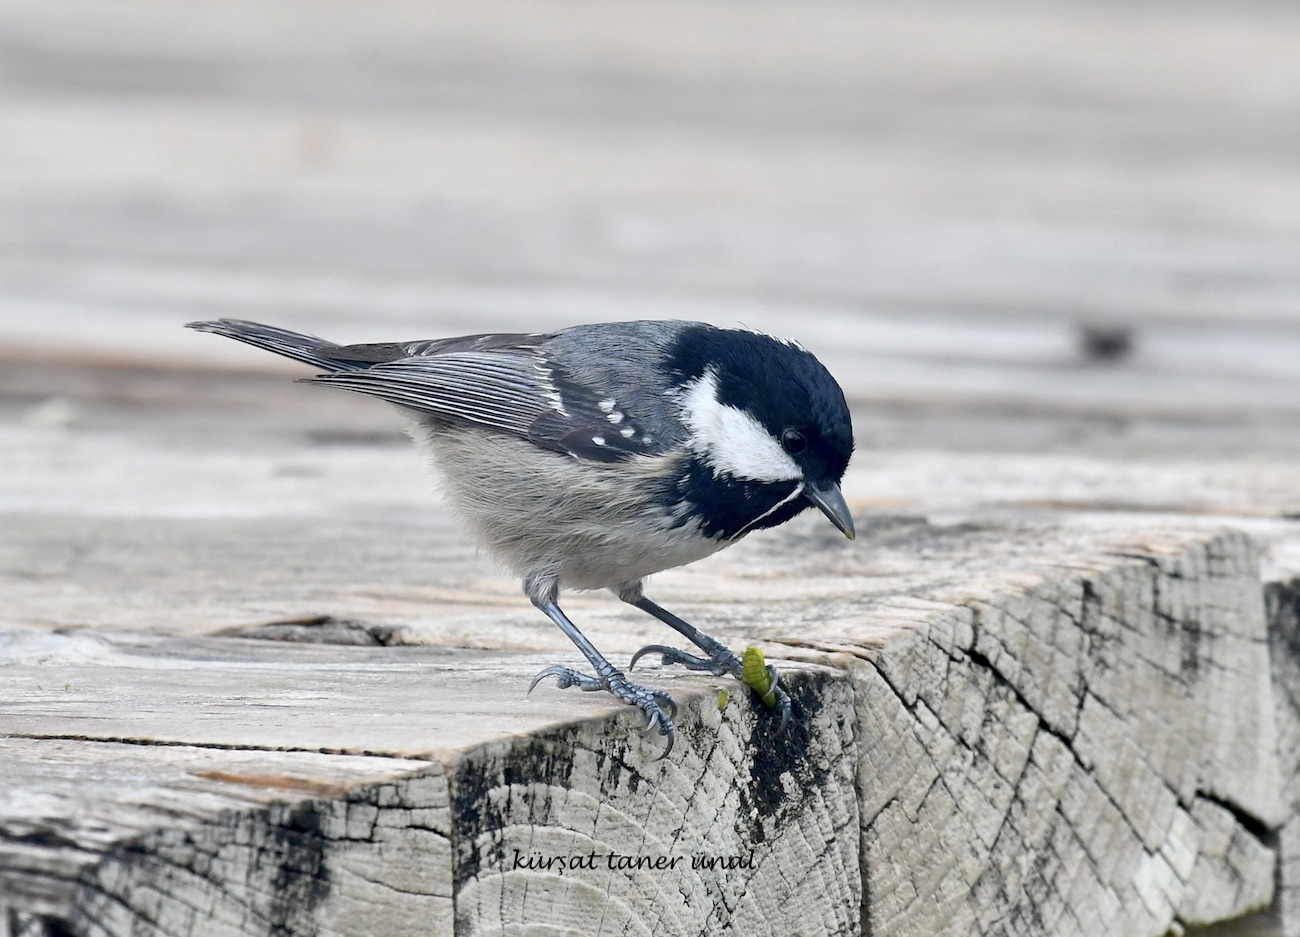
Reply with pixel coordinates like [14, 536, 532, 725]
[408, 421, 728, 590]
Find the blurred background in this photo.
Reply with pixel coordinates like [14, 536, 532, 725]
[2, 0, 1300, 527]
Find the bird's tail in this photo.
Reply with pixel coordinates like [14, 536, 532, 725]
[186, 319, 366, 372]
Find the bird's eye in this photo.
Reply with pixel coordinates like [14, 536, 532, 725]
[780, 429, 807, 454]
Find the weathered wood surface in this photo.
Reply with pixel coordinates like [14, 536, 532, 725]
[2, 0, 1300, 935]
[3, 451, 1296, 935]
[1, 502, 1293, 936]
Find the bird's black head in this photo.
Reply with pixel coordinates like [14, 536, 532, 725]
[663, 324, 855, 541]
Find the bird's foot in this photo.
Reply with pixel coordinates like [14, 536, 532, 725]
[529, 665, 677, 757]
[629, 644, 792, 731]
[630, 643, 733, 675]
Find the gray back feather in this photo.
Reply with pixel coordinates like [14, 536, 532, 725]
[191, 317, 695, 463]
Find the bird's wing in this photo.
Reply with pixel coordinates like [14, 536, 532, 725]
[304, 336, 669, 462]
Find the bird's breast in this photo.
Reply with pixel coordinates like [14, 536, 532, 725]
[409, 421, 732, 590]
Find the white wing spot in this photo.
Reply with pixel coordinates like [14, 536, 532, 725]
[592, 435, 606, 446]
[606, 411, 624, 424]
[598, 399, 616, 413]
[641, 435, 653, 444]
[620, 426, 636, 438]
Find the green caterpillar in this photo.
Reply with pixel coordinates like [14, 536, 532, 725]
[741, 646, 779, 709]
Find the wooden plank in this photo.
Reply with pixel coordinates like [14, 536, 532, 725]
[0, 738, 450, 931]
[2, 506, 1293, 934]
[5, 319, 1300, 937]
[0, 636, 859, 936]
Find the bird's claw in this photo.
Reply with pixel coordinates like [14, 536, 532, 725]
[528, 665, 602, 694]
[528, 664, 677, 758]
[631, 643, 793, 731]
[651, 689, 678, 720]
[630, 644, 732, 676]
[764, 665, 793, 732]
[742, 662, 792, 731]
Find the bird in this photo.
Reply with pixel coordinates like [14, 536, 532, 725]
[187, 318, 855, 755]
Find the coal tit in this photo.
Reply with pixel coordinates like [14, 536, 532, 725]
[187, 319, 855, 754]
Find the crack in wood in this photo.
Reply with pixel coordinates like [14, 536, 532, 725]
[214, 616, 404, 648]
[2, 734, 431, 762]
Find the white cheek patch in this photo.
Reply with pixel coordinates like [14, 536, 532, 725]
[679, 370, 803, 483]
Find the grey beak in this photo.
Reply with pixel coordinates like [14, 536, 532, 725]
[805, 481, 855, 541]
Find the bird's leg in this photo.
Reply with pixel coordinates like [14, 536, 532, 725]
[524, 575, 677, 756]
[619, 583, 791, 729]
